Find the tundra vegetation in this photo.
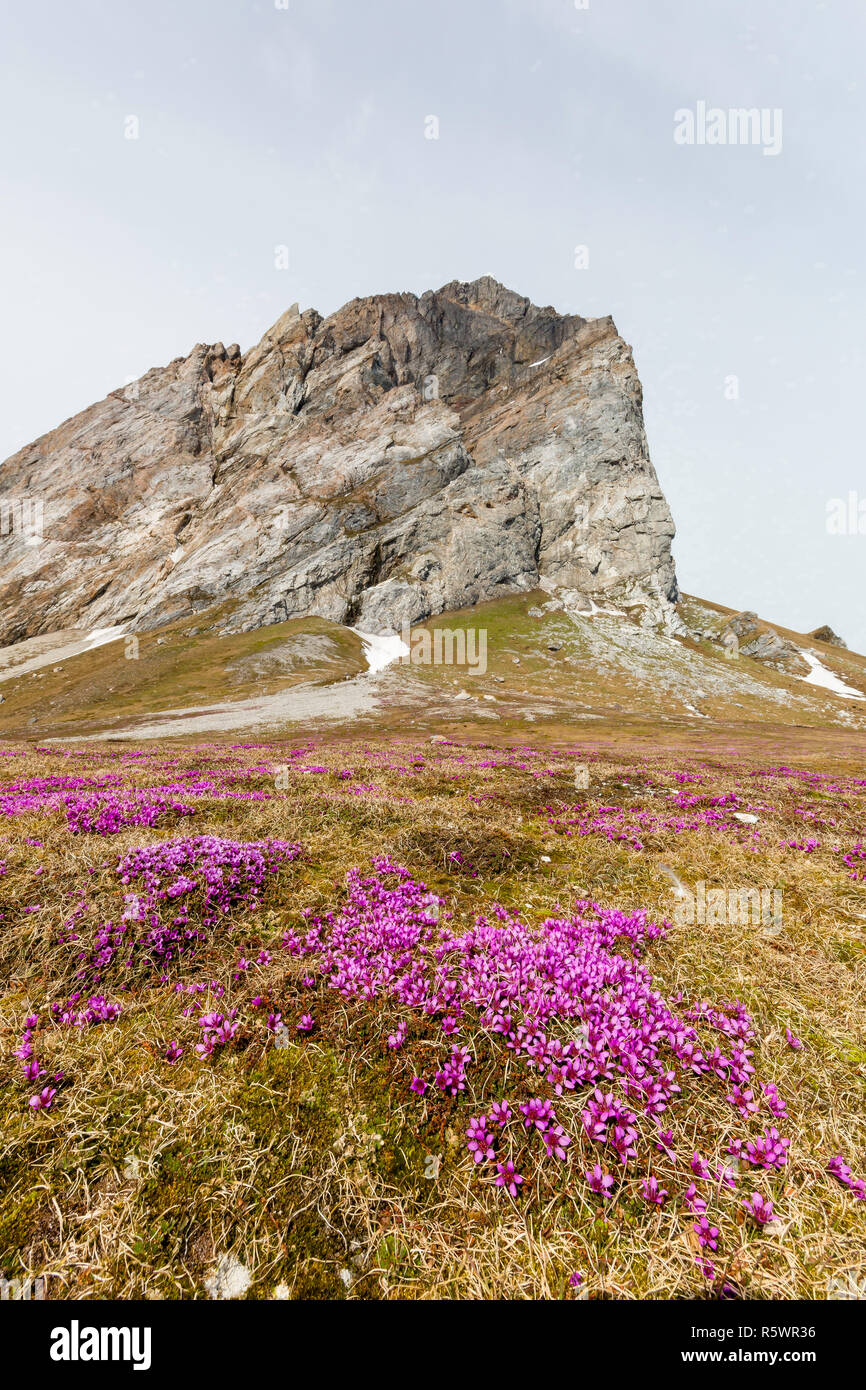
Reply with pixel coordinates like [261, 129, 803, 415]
[0, 733, 863, 1299]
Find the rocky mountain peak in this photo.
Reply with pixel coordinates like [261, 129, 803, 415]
[0, 279, 679, 643]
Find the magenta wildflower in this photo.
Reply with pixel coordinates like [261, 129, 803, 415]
[691, 1152, 711, 1180]
[641, 1176, 668, 1206]
[29, 1086, 56, 1111]
[495, 1160, 524, 1197]
[435, 1046, 470, 1096]
[761, 1082, 787, 1118]
[683, 1182, 707, 1214]
[409, 1077, 427, 1097]
[543, 1124, 571, 1161]
[828, 1154, 852, 1184]
[466, 1116, 496, 1164]
[693, 1215, 719, 1252]
[164, 1040, 183, 1063]
[297, 1014, 314, 1032]
[743, 1127, 789, 1170]
[489, 1100, 511, 1127]
[655, 1127, 676, 1159]
[726, 1085, 759, 1118]
[827, 1154, 865, 1196]
[521, 1097, 554, 1132]
[586, 1164, 614, 1198]
[568, 1271, 583, 1288]
[784, 1027, 803, 1050]
[743, 1192, 775, 1226]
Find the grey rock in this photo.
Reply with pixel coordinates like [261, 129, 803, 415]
[0, 276, 680, 643]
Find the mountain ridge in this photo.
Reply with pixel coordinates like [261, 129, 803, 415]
[0, 276, 679, 645]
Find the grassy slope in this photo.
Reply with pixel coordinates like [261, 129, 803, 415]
[2, 589, 865, 743]
[0, 613, 366, 739]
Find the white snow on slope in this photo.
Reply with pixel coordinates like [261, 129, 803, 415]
[0, 625, 125, 682]
[82, 626, 126, 649]
[350, 628, 410, 674]
[799, 649, 865, 700]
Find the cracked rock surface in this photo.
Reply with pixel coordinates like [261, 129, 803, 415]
[0, 276, 679, 642]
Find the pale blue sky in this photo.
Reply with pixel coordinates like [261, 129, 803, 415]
[2, 0, 863, 649]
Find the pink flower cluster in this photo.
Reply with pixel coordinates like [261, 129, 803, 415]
[282, 858, 805, 1272]
[828, 1155, 866, 1200]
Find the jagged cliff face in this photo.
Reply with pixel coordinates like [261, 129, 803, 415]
[0, 277, 678, 642]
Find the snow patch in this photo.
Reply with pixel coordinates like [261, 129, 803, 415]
[350, 628, 410, 674]
[799, 649, 865, 701]
[82, 626, 126, 649]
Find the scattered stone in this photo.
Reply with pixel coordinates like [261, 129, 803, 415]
[733, 812, 759, 824]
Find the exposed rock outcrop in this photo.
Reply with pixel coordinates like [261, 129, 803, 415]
[0, 276, 680, 642]
[810, 625, 847, 649]
[720, 612, 809, 674]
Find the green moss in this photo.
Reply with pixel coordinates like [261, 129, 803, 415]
[0, 1185, 44, 1264]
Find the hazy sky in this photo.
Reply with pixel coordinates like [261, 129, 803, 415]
[2, 0, 864, 649]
